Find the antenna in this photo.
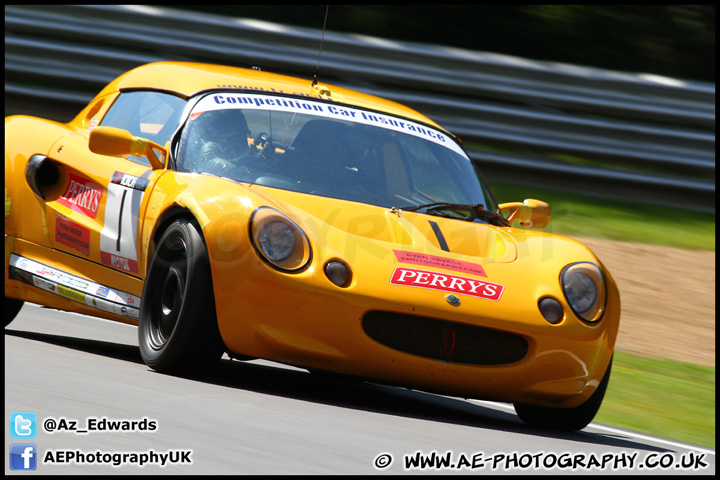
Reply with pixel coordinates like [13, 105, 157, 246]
[312, 5, 330, 88]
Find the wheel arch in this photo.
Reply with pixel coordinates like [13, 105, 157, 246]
[145, 205, 205, 271]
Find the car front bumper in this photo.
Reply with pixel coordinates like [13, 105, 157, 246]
[211, 252, 620, 409]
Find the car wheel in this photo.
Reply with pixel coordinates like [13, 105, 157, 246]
[138, 218, 224, 376]
[5, 297, 24, 326]
[514, 355, 613, 432]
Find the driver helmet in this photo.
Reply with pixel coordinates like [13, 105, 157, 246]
[182, 109, 250, 172]
[196, 109, 250, 157]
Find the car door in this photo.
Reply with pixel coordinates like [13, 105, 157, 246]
[43, 91, 186, 278]
[45, 139, 157, 276]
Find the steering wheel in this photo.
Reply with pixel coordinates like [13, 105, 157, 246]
[252, 133, 274, 160]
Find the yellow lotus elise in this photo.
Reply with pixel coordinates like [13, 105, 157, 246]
[5, 62, 619, 431]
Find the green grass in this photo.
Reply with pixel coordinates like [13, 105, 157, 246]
[596, 351, 715, 449]
[489, 182, 715, 251]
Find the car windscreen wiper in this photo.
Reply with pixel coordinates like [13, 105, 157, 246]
[393, 202, 510, 226]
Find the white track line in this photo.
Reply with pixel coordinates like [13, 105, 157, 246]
[21, 304, 716, 456]
[469, 399, 715, 456]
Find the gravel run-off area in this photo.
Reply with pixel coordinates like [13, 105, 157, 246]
[574, 236, 715, 367]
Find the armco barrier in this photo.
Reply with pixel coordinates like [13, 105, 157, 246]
[4, 5, 715, 211]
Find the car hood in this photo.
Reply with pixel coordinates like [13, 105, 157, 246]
[249, 185, 517, 263]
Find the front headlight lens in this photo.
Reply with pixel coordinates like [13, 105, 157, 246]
[250, 207, 311, 272]
[561, 262, 606, 323]
[564, 272, 596, 313]
[258, 221, 295, 262]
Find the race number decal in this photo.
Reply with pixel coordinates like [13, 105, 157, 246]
[100, 171, 150, 274]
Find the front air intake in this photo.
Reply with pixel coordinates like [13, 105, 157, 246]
[362, 311, 528, 365]
[26, 155, 62, 200]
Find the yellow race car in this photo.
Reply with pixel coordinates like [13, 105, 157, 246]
[5, 62, 619, 431]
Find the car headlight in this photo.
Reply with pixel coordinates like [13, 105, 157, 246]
[560, 262, 606, 323]
[250, 207, 311, 272]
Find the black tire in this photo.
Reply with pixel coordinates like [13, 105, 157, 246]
[138, 218, 224, 376]
[5, 297, 24, 326]
[514, 355, 613, 432]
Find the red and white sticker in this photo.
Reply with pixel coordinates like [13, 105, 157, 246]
[55, 216, 90, 256]
[393, 250, 487, 277]
[390, 267, 504, 301]
[56, 172, 103, 219]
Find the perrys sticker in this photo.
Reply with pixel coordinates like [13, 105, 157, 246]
[56, 172, 103, 219]
[390, 267, 504, 301]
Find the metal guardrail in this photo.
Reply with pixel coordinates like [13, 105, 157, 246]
[5, 5, 715, 211]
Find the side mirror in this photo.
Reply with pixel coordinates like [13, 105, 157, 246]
[89, 126, 167, 170]
[498, 198, 551, 229]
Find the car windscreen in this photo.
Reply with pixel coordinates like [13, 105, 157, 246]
[176, 92, 497, 211]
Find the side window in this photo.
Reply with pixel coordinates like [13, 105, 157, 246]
[101, 91, 187, 153]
